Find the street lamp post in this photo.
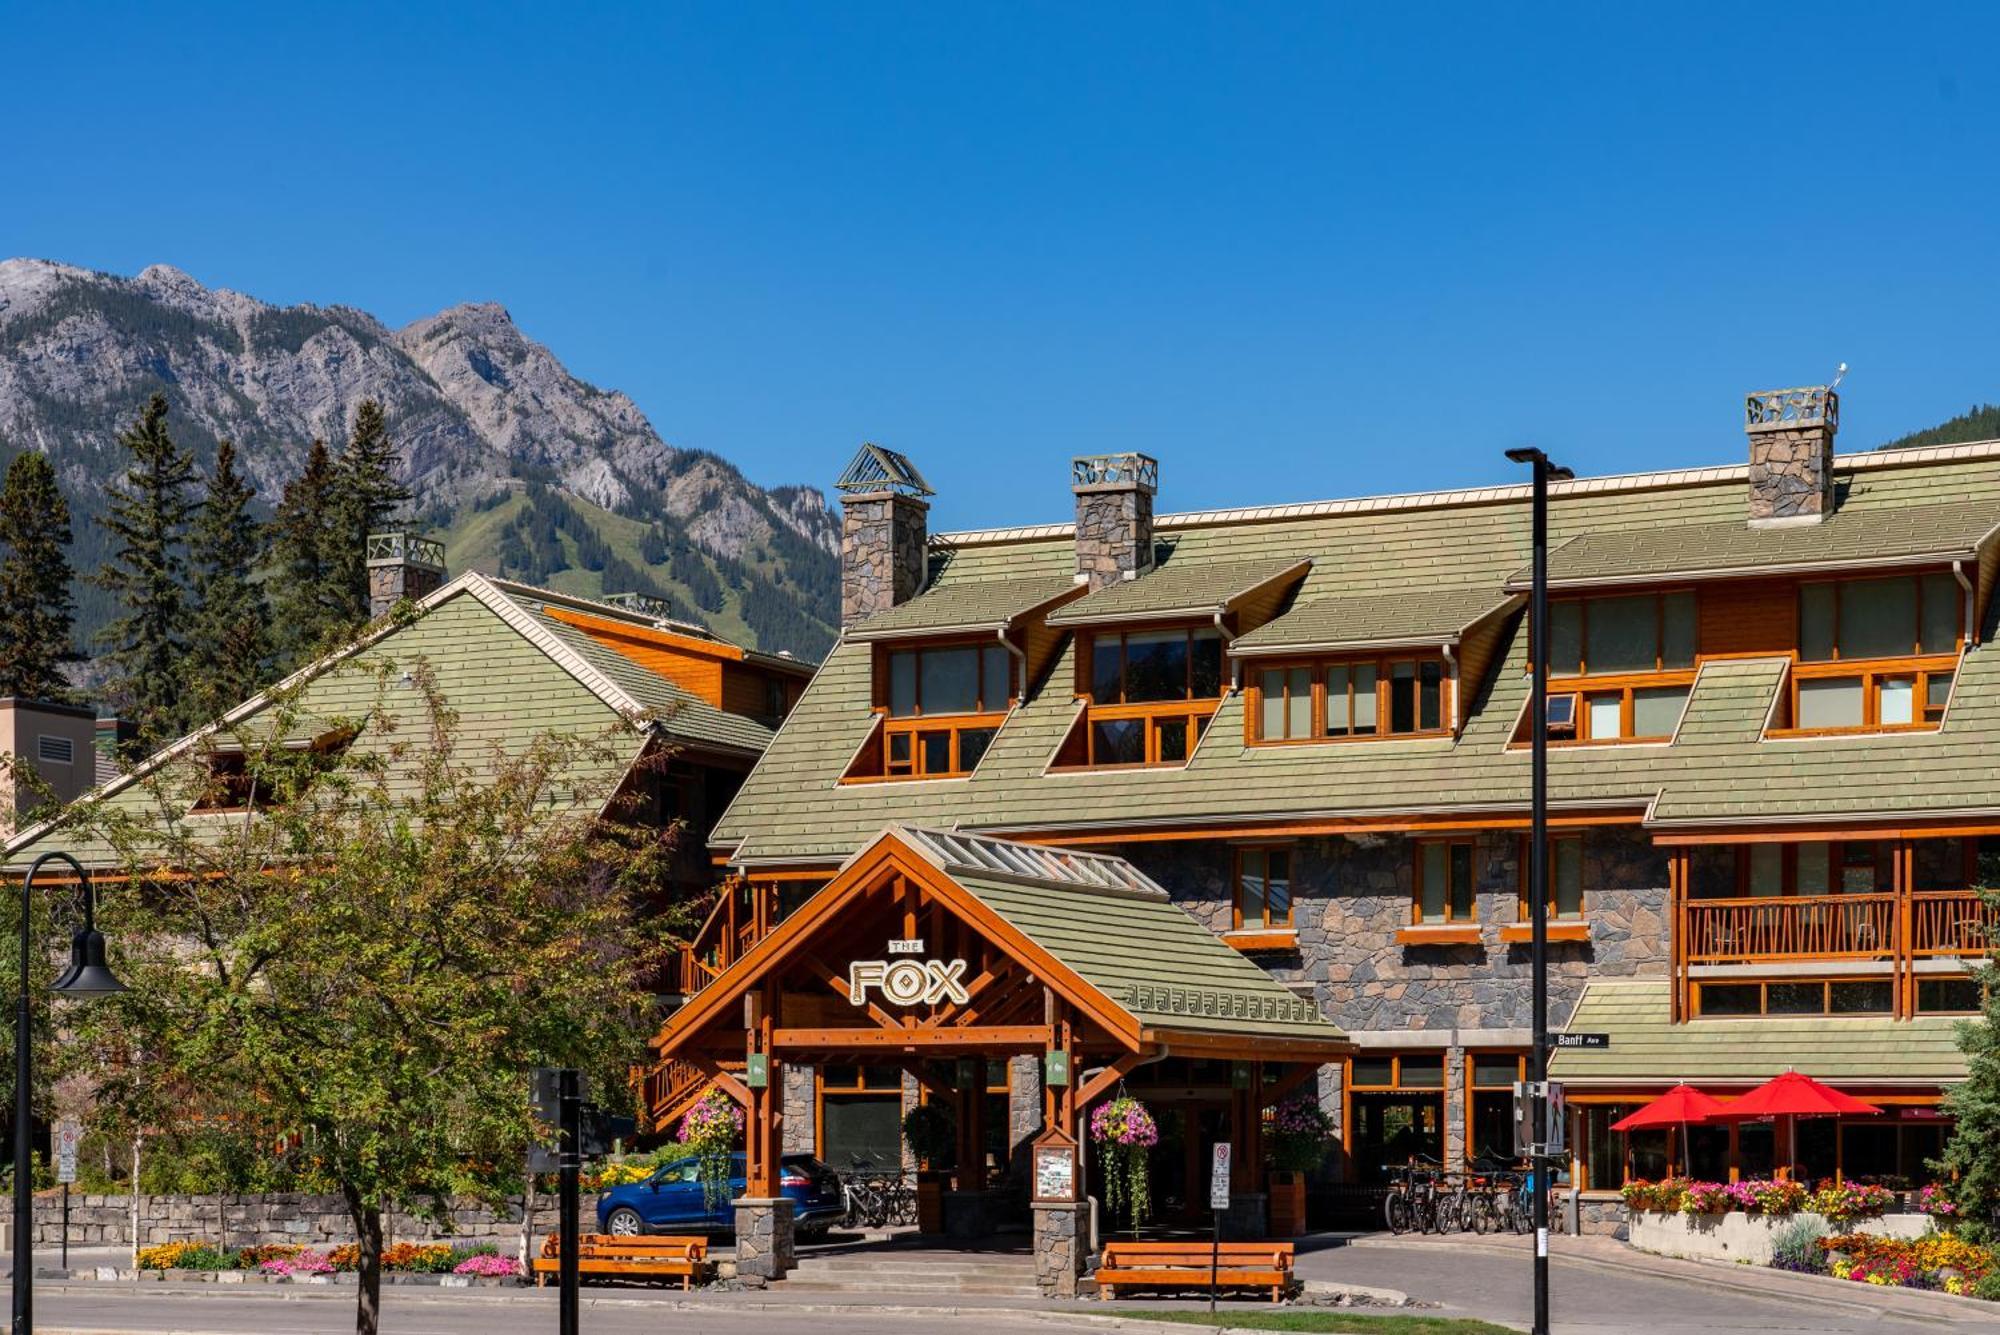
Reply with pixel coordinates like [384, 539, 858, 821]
[14, 851, 126, 1335]
[1506, 446, 1570, 1335]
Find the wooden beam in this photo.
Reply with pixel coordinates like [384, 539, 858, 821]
[772, 1025, 1053, 1050]
[1259, 1062, 1319, 1109]
[1075, 1050, 1157, 1109]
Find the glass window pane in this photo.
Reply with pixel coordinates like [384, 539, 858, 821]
[1587, 694, 1623, 740]
[982, 645, 1013, 710]
[1632, 686, 1688, 738]
[1323, 666, 1351, 735]
[1748, 844, 1783, 897]
[1419, 660, 1443, 731]
[1797, 677, 1864, 730]
[1351, 1056, 1394, 1087]
[1553, 839, 1583, 917]
[1698, 984, 1760, 1017]
[921, 731, 953, 774]
[1839, 577, 1915, 659]
[1260, 669, 1287, 739]
[1550, 602, 1583, 676]
[1471, 1055, 1518, 1088]
[1662, 592, 1696, 668]
[1239, 850, 1266, 926]
[1918, 978, 1981, 1013]
[1091, 635, 1123, 704]
[1352, 664, 1378, 731]
[1389, 661, 1417, 733]
[1800, 583, 1836, 661]
[1157, 716, 1189, 764]
[1267, 849, 1291, 924]
[920, 648, 979, 714]
[957, 727, 994, 772]
[1398, 1055, 1444, 1089]
[1092, 718, 1144, 765]
[1927, 672, 1954, 713]
[1586, 594, 1657, 674]
[889, 652, 918, 716]
[1124, 629, 1188, 702]
[1449, 843, 1474, 920]
[1921, 572, 1961, 655]
[1879, 677, 1915, 727]
[1420, 844, 1447, 922]
[888, 731, 912, 764]
[1189, 629, 1223, 699]
[1796, 842, 1830, 895]
[1287, 667, 1312, 737]
[1766, 982, 1824, 1015]
[1829, 981, 1894, 1014]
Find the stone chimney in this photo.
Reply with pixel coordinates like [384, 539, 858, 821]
[1072, 453, 1158, 589]
[836, 444, 932, 626]
[366, 531, 447, 617]
[1745, 386, 1839, 527]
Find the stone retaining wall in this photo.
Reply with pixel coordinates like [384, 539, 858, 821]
[1627, 1208, 1929, 1265]
[30, 1191, 602, 1250]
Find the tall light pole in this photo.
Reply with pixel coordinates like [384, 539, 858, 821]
[1506, 446, 1570, 1335]
[15, 851, 125, 1335]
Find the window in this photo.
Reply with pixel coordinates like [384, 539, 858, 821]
[1519, 835, 1585, 919]
[852, 642, 1015, 781]
[885, 644, 1013, 716]
[1692, 979, 1895, 1018]
[1349, 1052, 1445, 1090]
[818, 1065, 906, 1170]
[1248, 654, 1451, 744]
[1779, 662, 1953, 735]
[1415, 840, 1476, 924]
[1799, 573, 1961, 662]
[35, 735, 73, 765]
[190, 730, 356, 813]
[1057, 625, 1224, 769]
[1531, 682, 1689, 745]
[1546, 591, 1696, 677]
[1684, 841, 1894, 900]
[1234, 846, 1294, 930]
[1917, 977, 1982, 1014]
[1467, 1052, 1528, 1164]
[764, 677, 789, 720]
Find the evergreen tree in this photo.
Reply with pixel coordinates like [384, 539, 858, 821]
[1940, 856, 2000, 1223]
[184, 439, 271, 720]
[269, 440, 343, 662]
[0, 450, 78, 702]
[328, 400, 411, 625]
[93, 393, 196, 742]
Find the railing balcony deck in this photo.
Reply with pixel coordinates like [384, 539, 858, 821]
[1682, 889, 1994, 966]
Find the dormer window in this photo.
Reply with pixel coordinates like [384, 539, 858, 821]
[191, 729, 357, 812]
[1519, 590, 1697, 746]
[1774, 572, 1962, 736]
[1054, 626, 1225, 769]
[843, 641, 1017, 782]
[1249, 654, 1452, 744]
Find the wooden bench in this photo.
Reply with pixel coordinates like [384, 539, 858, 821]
[1096, 1240, 1295, 1304]
[532, 1234, 710, 1290]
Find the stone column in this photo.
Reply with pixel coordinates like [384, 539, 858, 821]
[1008, 1054, 1043, 1178]
[1444, 1044, 1467, 1169]
[781, 1063, 816, 1156]
[732, 1197, 795, 1286]
[1032, 1201, 1088, 1298]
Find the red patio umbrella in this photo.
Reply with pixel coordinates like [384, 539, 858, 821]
[1710, 1071, 1882, 1182]
[1610, 1084, 1727, 1132]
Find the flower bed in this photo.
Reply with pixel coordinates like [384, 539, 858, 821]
[1819, 1232, 1997, 1298]
[136, 1239, 517, 1280]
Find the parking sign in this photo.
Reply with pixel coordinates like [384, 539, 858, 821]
[55, 1120, 80, 1185]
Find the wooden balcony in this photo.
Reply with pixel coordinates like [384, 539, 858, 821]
[1683, 890, 1994, 966]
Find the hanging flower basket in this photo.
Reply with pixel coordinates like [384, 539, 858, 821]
[1089, 1094, 1158, 1230]
[679, 1088, 745, 1209]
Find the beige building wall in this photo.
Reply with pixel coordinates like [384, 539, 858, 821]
[0, 699, 98, 840]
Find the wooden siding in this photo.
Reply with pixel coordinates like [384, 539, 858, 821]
[1454, 604, 1514, 731]
[1697, 579, 1797, 659]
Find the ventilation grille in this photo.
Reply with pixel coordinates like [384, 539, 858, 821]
[36, 735, 74, 764]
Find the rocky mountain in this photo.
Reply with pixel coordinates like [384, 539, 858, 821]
[0, 259, 839, 659]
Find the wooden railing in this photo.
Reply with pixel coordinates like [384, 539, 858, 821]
[1683, 893, 1899, 964]
[672, 875, 781, 999]
[1911, 890, 2000, 957]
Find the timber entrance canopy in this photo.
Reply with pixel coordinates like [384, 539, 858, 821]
[646, 825, 1350, 1195]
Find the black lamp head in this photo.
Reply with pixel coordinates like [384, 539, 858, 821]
[52, 928, 127, 998]
[1505, 446, 1544, 465]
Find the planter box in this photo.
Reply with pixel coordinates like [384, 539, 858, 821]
[1269, 1173, 1308, 1238]
[1627, 1209, 1931, 1265]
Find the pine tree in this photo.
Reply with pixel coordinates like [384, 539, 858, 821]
[269, 440, 343, 663]
[1940, 858, 2000, 1222]
[183, 439, 271, 721]
[0, 450, 78, 702]
[328, 399, 411, 625]
[93, 393, 196, 743]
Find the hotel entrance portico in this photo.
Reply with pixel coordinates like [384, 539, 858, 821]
[645, 824, 1351, 1295]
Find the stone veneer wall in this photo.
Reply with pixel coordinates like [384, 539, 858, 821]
[1072, 485, 1154, 590]
[29, 1192, 596, 1249]
[781, 1061, 816, 1156]
[839, 491, 929, 625]
[1747, 423, 1836, 524]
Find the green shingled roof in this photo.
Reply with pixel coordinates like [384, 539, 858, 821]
[1045, 556, 1311, 626]
[1233, 588, 1518, 654]
[847, 574, 1084, 639]
[1547, 979, 1968, 1085]
[1512, 498, 2000, 590]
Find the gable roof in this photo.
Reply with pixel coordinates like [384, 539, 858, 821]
[1045, 556, 1312, 627]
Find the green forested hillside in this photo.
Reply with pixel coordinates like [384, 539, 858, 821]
[1880, 404, 2000, 451]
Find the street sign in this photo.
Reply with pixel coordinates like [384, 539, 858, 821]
[1208, 1143, 1231, 1210]
[1546, 1081, 1567, 1156]
[55, 1120, 80, 1184]
[1552, 1033, 1609, 1050]
[1513, 1080, 1535, 1156]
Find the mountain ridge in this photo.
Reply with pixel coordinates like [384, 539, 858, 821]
[0, 259, 838, 660]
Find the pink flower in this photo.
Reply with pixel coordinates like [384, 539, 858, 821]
[452, 1254, 521, 1278]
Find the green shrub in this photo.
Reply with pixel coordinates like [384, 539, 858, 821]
[1974, 1272, 2000, 1302]
[1769, 1216, 1829, 1275]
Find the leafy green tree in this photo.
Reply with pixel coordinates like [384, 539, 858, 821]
[269, 440, 344, 663]
[93, 394, 196, 743]
[72, 657, 674, 1335]
[183, 440, 271, 721]
[1940, 856, 2000, 1227]
[328, 399, 411, 625]
[0, 450, 78, 701]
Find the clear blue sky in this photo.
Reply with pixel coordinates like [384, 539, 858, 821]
[7, 3, 1997, 531]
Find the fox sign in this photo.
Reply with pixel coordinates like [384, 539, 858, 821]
[849, 941, 971, 1007]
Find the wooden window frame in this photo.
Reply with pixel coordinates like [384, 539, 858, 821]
[1545, 589, 1698, 678]
[1464, 1051, 1529, 1168]
[1232, 844, 1295, 931]
[1717, 839, 1896, 898]
[814, 1065, 907, 1164]
[1061, 700, 1219, 770]
[1516, 670, 1695, 748]
[1082, 625, 1226, 706]
[878, 639, 1017, 718]
[1690, 977, 1898, 1019]
[1771, 657, 1956, 738]
[1514, 834, 1587, 922]
[1245, 653, 1454, 746]
[1412, 838, 1478, 926]
[1797, 572, 1964, 664]
[1346, 1051, 1448, 1093]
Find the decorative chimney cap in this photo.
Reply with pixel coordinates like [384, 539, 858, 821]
[1745, 386, 1839, 435]
[365, 532, 444, 572]
[1071, 452, 1158, 494]
[836, 443, 933, 498]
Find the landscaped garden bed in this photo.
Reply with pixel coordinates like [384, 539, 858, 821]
[130, 1241, 524, 1285]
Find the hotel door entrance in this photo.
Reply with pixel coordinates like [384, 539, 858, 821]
[1345, 1052, 1448, 1185]
[1149, 1103, 1232, 1227]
